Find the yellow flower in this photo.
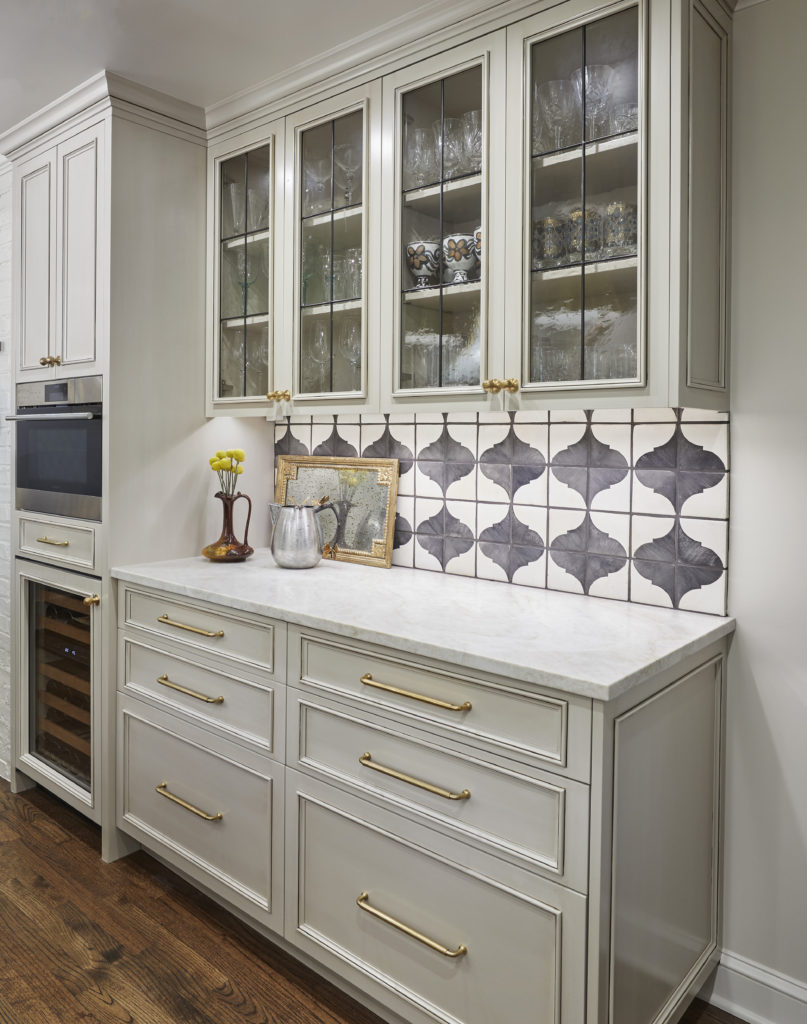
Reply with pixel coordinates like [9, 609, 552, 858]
[225, 449, 235, 457]
[218, 457, 233, 471]
[208, 456, 218, 467]
[236, 465, 244, 474]
[232, 449, 246, 462]
[215, 450, 226, 459]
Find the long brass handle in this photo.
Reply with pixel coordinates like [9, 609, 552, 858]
[157, 674, 224, 705]
[36, 536, 70, 547]
[356, 892, 468, 958]
[82, 594, 100, 607]
[157, 614, 225, 638]
[155, 781, 223, 821]
[360, 673, 471, 713]
[359, 752, 470, 801]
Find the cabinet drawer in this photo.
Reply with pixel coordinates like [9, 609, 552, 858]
[18, 515, 95, 569]
[122, 586, 279, 674]
[290, 689, 588, 890]
[286, 772, 586, 1024]
[120, 637, 283, 758]
[289, 628, 591, 781]
[118, 698, 283, 929]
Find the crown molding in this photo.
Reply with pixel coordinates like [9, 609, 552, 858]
[0, 70, 205, 158]
[205, 0, 548, 134]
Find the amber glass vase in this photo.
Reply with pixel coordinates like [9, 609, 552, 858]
[202, 491, 254, 562]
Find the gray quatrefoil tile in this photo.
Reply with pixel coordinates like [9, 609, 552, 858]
[477, 504, 546, 585]
[361, 415, 414, 477]
[548, 510, 629, 598]
[414, 499, 476, 576]
[631, 514, 727, 612]
[312, 417, 359, 457]
[634, 415, 727, 516]
[478, 416, 547, 504]
[415, 416, 476, 500]
[549, 417, 631, 512]
[274, 418, 310, 457]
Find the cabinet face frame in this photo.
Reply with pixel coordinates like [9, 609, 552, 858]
[504, 0, 655, 409]
[380, 31, 508, 412]
[14, 559, 103, 822]
[281, 81, 381, 412]
[206, 117, 285, 417]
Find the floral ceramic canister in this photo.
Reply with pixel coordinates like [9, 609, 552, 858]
[405, 240, 441, 288]
[442, 233, 476, 284]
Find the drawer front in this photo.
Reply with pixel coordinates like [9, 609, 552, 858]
[286, 772, 586, 1024]
[120, 637, 283, 758]
[290, 628, 591, 781]
[118, 699, 283, 928]
[19, 516, 95, 569]
[290, 690, 588, 890]
[122, 587, 279, 674]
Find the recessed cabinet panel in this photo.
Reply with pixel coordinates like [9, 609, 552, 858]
[57, 126, 102, 367]
[18, 156, 54, 372]
[526, 7, 641, 390]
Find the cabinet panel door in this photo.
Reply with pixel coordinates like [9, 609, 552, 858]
[381, 31, 507, 412]
[16, 150, 56, 374]
[56, 122, 104, 368]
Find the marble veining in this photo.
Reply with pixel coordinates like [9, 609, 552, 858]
[112, 551, 735, 702]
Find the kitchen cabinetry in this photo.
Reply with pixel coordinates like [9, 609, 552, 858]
[111, 556, 732, 1024]
[206, 0, 733, 416]
[15, 121, 104, 380]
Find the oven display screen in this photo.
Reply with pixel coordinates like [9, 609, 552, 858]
[44, 381, 69, 403]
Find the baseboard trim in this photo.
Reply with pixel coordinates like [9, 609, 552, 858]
[699, 950, 807, 1024]
[0, 758, 10, 783]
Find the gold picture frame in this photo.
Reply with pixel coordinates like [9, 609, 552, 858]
[274, 455, 399, 569]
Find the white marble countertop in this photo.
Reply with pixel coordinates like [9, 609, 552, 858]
[111, 550, 735, 702]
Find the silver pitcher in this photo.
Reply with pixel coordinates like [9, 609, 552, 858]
[268, 499, 335, 569]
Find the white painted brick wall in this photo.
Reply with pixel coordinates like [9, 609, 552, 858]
[0, 159, 11, 779]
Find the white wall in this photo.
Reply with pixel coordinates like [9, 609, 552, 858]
[702, 0, 807, 1019]
[0, 160, 11, 780]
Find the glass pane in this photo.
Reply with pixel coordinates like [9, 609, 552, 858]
[220, 322, 246, 397]
[399, 64, 484, 391]
[298, 109, 364, 396]
[245, 145, 271, 233]
[245, 321, 270, 394]
[28, 581, 92, 791]
[220, 239, 246, 320]
[528, 7, 639, 385]
[221, 153, 247, 239]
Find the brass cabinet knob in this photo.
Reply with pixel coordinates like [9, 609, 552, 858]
[482, 378, 520, 395]
[266, 389, 291, 402]
[53, 355, 62, 366]
[39, 356, 50, 366]
[82, 594, 101, 607]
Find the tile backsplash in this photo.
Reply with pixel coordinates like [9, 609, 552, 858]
[274, 408, 730, 615]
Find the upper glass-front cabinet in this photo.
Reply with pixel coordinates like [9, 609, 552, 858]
[515, 4, 642, 394]
[208, 119, 284, 415]
[284, 83, 380, 410]
[382, 33, 507, 407]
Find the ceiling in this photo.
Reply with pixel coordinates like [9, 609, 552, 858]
[0, 0, 434, 136]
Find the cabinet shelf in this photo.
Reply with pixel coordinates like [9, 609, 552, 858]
[39, 690, 91, 727]
[301, 298, 362, 317]
[38, 716, 91, 757]
[532, 131, 638, 168]
[38, 660, 91, 697]
[403, 280, 481, 312]
[221, 313, 269, 329]
[403, 175, 482, 223]
[532, 256, 637, 303]
[403, 172, 482, 203]
[223, 229, 271, 249]
[37, 617, 90, 645]
[303, 205, 362, 228]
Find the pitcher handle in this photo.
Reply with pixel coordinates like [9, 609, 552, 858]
[234, 492, 252, 547]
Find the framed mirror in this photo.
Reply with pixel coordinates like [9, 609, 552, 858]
[275, 455, 399, 568]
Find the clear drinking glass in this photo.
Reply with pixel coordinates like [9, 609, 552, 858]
[462, 110, 482, 174]
[344, 247, 362, 299]
[229, 182, 246, 234]
[303, 158, 331, 216]
[405, 127, 438, 189]
[571, 64, 616, 140]
[334, 142, 361, 206]
[536, 80, 577, 151]
[434, 117, 464, 179]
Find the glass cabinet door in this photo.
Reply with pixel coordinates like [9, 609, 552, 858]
[297, 110, 365, 397]
[519, 5, 641, 391]
[215, 140, 274, 404]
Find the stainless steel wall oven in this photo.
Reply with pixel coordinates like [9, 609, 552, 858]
[8, 375, 102, 521]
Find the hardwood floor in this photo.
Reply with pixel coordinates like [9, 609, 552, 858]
[0, 780, 750, 1024]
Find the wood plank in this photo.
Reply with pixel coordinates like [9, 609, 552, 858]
[36, 617, 90, 645]
[38, 661, 91, 696]
[37, 717, 91, 757]
[680, 999, 750, 1024]
[39, 691, 91, 726]
[39, 589, 89, 616]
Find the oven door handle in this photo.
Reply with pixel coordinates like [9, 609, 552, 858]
[5, 412, 96, 421]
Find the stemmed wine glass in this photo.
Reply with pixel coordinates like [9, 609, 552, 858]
[405, 127, 438, 188]
[303, 318, 331, 392]
[334, 142, 361, 206]
[571, 64, 616, 140]
[303, 158, 331, 215]
[536, 80, 577, 151]
[235, 248, 258, 312]
[336, 314, 362, 389]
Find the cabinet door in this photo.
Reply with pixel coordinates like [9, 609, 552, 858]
[505, 0, 653, 408]
[381, 32, 508, 411]
[55, 121, 104, 370]
[281, 82, 380, 412]
[208, 118, 284, 416]
[15, 148, 56, 376]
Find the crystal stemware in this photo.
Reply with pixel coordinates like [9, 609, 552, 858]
[536, 80, 577, 152]
[433, 117, 464, 179]
[571, 64, 616, 140]
[228, 182, 246, 235]
[334, 142, 361, 206]
[303, 158, 331, 216]
[462, 109, 482, 174]
[336, 314, 362, 372]
[405, 127, 438, 188]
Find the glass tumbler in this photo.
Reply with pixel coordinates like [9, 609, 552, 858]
[344, 247, 362, 299]
[405, 127, 438, 188]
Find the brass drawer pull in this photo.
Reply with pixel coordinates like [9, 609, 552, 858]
[157, 614, 225, 638]
[356, 892, 468, 958]
[360, 673, 471, 713]
[155, 781, 223, 821]
[157, 674, 224, 705]
[36, 536, 69, 547]
[359, 752, 470, 801]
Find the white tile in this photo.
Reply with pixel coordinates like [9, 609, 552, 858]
[414, 496, 443, 529]
[549, 423, 587, 462]
[590, 511, 630, 552]
[632, 423, 676, 463]
[412, 412, 444, 424]
[547, 471, 587, 510]
[678, 573, 728, 615]
[360, 413, 387, 425]
[446, 411, 477, 423]
[632, 407, 677, 422]
[443, 545, 477, 578]
[414, 543, 443, 572]
[477, 545, 509, 583]
[590, 424, 631, 463]
[589, 562, 629, 601]
[588, 470, 631, 514]
[591, 408, 631, 422]
[478, 423, 511, 454]
[680, 517, 728, 567]
[476, 502, 511, 535]
[512, 553, 547, 589]
[548, 409, 588, 423]
[681, 408, 729, 422]
[680, 474, 729, 519]
[395, 494, 415, 526]
[547, 507, 586, 545]
[311, 422, 360, 454]
[397, 463, 415, 497]
[391, 537, 415, 568]
[478, 411, 512, 424]
[389, 412, 416, 424]
[630, 563, 674, 608]
[513, 409, 549, 424]
[513, 470, 548, 506]
[547, 555, 585, 595]
[415, 422, 443, 457]
[477, 470, 510, 504]
[630, 514, 675, 556]
[414, 463, 442, 498]
[680, 423, 729, 470]
[360, 423, 386, 449]
[446, 499, 476, 533]
[631, 472, 676, 516]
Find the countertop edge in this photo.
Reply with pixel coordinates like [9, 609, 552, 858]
[111, 564, 736, 703]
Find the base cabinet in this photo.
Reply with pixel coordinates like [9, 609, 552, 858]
[114, 579, 726, 1024]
